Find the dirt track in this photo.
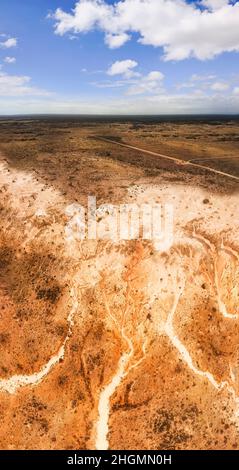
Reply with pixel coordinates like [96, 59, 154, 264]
[94, 136, 239, 181]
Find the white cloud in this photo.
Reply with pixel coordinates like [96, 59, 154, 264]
[106, 60, 164, 94]
[176, 81, 196, 90]
[107, 59, 138, 78]
[201, 0, 229, 10]
[176, 74, 230, 91]
[233, 86, 239, 94]
[96, 62, 164, 95]
[51, 0, 239, 61]
[105, 33, 130, 48]
[0, 37, 17, 48]
[211, 81, 230, 91]
[51, 1, 112, 35]
[127, 71, 165, 95]
[0, 72, 51, 97]
[1, 89, 239, 115]
[191, 73, 216, 81]
[91, 79, 126, 88]
[4, 56, 16, 64]
[146, 71, 164, 81]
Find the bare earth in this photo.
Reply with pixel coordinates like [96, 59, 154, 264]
[0, 117, 238, 450]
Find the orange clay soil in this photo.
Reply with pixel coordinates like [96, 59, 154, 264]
[0, 118, 238, 450]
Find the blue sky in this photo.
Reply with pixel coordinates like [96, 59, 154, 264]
[0, 0, 239, 114]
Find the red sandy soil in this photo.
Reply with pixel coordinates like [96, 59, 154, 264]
[0, 118, 238, 450]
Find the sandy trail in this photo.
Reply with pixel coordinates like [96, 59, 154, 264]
[94, 136, 239, 181]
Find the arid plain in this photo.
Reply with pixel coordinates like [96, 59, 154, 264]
[0, 117, 238, 450]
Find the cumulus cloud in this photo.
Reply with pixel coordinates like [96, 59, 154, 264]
[0, 72, 51, 97]
[107, 59, 138, 78]
[4, 56, 16, 64]
[233, 86, 239, 94]
[105, 33, 130, 48]
[51, 0, 239, 60]
[105, 60, 164, 94]
[127, 71, 165, 95]
[0, 37, 17, 48]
